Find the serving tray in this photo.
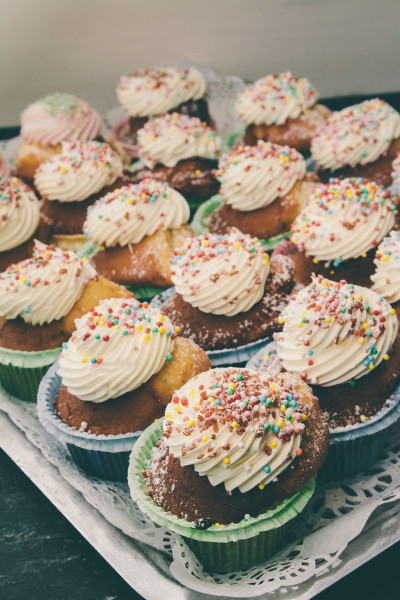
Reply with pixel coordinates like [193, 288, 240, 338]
[1, 387, 400, 600]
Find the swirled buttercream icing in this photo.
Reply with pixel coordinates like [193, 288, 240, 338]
[170, 228, 270, 316]
[117, 67, 206, 117]
[275, 275, 398, 386]
[34, 141, 122, 202]
[0, 177, 41, 252]
[371, 230, 400, 304]
[236, 71, 319, 126]
[21, 93, 101, 146]
[311, 99, 400, 170]
[84, 178, 190, 246]
[217, 141, 306, 211]
[0, 241, 96, 325]
[290, 178, 396, 264]
[138, 112, 220, 168]
[163, 367, 308, 493]
[58, 298, 177, 403]
[0, 153, 10, 178]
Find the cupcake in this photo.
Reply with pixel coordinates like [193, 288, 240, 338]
[109, 67, 209, 160]
[206, 141, 318, 240]
[311, 98, 400, 187]
[16, 92, 102, 180]
[128, 367, 329, 572]
[0, 241, 131, 401]
[0, 176, 46, 271]
[34, 140, 124, 250]
[160, 228, 296, 354]
[131, 113, 221, 210]
[371, 230, 400, 321]
[0, 151, 10, 178]
[283, 178, 397, 287]
[256, 275, 400, 477]
[38, 298, 211, 479]
[84, 178, 193, 292]
[236, 71, 330, 154]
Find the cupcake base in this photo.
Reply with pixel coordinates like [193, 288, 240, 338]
[128, 419, 316, 574]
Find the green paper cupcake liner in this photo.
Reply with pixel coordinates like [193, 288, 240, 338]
[0, 345, 61, 402]
[128, 419, 316, 574]
[190, 195, 291, 250]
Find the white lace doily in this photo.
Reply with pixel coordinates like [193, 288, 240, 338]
[1, 388, 399, 598]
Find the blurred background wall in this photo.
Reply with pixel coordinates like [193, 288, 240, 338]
[1, 0, 399, 125]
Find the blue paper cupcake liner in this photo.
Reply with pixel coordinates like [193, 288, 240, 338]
[37, 362, 142, 481]
[150, 287, 272, 367]
[247, 342, 400, 480]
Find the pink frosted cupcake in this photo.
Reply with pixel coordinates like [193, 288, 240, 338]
[16, 92, 102, 180]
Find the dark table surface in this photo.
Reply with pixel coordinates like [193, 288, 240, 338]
[1, 93, 400, 599]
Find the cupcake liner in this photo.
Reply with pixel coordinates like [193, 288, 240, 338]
[247, 343, 400, 480]
[150, 287, 273, 367]
[190, 194, 291, 250]
[37, 362, 142, 480]
[128, 419, 316, 574]
[77, 241, 168, 301]
[0, 345, 61, 402]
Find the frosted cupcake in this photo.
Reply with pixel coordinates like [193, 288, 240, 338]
[38, 299, 210, 479]
[128, 367, 329, 572]
[0, 152, 10, 178]
[311, 98, 400, 187]
[371, 230, 400, 321]
[0, 242, 131, 401]
[254, 275, 400, 477]
[84, 178, 193, 292]
[236, 71, 330, 154]
[34, 140, 124, 250]
[0, 176, 45, 271]
[282, 178, 397, 287]
[110, 67, 209, 160]
[206, 141, 319, 240]
[16, 92, 101, 180]
[131, 113, 221, 209]
[160, 228, 296, 352]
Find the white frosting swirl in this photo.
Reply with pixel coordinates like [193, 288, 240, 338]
[170, 228, 270, 316]
[275, 276, 398, 386]
[217, 141, 306, 211]
[21, 93, 101, 146]
[138, 112, 221, 168]
[84, 178, 190, 246]
[59, 298, 176, 403]
[0, 241, 96, 325]
[34, 141, 122, 203]
[290, 178, 396, 264]
[117, 67, 206, 117]
[0, 177, 41, 252]
[236, 71, 319, 126]
[311, 99, 400, 170]
[163, 368, 307, 493]
[371, 230, 400, 304]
